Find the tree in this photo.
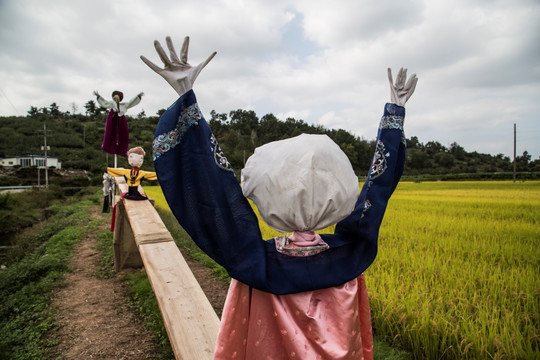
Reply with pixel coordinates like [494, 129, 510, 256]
[27, 106, 39, 116]
[210, 110, 228, 123]
[424, 141, 446, 155]
[449, 142, 466, 161]
[70, 102, 78, 115]
[49, 102, 61, 117]
[407, 148, 431, 170]
[516, 151, 531, 171]
[229, 109, 258, 135]
[84, 100, 97, 116]
[434, 152, 455, 168]
[406, 136, 422, 149]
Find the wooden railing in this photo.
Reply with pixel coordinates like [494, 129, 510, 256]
[112, 177, 220, 359]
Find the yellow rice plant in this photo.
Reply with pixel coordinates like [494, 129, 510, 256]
[143, 187, 171, 212]
[144, 186, 333, 239]
[144, 181, 539, 359]
[367, 181, 540, 359]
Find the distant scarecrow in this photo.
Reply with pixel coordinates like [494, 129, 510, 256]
[94, 90, 144, 157]
[106, 146, 157, 200]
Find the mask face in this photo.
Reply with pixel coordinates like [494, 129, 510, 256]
[128, 153, 144, 168]
[113, 95, 121, 103]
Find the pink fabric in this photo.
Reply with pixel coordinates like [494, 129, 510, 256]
[288, 231, 324, 246]
[275, 235, 329, 257]
[214, 274, 373, 360]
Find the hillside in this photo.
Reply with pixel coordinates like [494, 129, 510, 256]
[1, 103, 538, 185]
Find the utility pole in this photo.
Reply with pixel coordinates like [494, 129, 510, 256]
[513, 123, 516, 183]
[37, 119, 51, 188]
[44, 121, 49, 188]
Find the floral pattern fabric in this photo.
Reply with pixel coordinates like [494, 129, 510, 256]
[379, 114, 404, 130]
[152, 103, 202, 161]
[274, 235, 329, 257]
[210, 134, 233, 172]
[370, 140, 389, 180]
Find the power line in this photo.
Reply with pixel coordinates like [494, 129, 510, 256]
[0, 87, 21, 116]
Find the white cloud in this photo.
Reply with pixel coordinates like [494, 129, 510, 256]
[0, 0, 538, 157]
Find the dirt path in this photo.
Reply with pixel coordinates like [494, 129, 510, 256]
[52, 206, 229, 359]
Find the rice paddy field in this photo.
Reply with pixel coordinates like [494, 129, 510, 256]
[145, 180, 540, 359]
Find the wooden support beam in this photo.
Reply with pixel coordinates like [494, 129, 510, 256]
[113, 198, 143, 271]
[112, 177, 220, 359]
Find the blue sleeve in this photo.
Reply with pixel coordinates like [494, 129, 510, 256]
[319, 103, 407, 278]
[153, 91, 406, 294]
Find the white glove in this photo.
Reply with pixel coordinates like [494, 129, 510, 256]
[141, 36, 216, 96]
[387, 67, 418, 107]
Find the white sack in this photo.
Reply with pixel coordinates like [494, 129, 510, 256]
[241, 134, 359, 232]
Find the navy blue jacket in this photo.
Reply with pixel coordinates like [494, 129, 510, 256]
[152, 90, 406, 295]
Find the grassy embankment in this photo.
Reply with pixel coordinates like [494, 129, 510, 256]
[0, 188, 176, 360]
[0, 188, 102, 359]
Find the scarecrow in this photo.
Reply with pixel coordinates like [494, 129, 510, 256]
[101, 172, 114, 213]
[94, 90, 144, 157]
[106, 146, 157, 200]
[142, 36, 417, 360]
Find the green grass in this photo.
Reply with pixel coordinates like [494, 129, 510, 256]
[0, 186, 64, 238]
[0, 190, 102, 360]
[94, 222, 174, 360]
[123, 271, 174, 360]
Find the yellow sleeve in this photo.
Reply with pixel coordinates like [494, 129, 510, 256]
[107, 167, 127, 177]
[140, 170, 158, 181]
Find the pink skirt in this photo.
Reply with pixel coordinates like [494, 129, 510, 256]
[215, 274, 373, 360]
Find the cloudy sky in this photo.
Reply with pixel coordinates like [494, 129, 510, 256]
[1, 0, 539, 159]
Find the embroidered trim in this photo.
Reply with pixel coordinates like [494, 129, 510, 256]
[152, 103, 202, 161]
[370, 140, 388, 179]
[362, 199, 371, 213]
[129, 168, 139, 185]
[274, 235, 329, 257]
[380, 115, 404, 130]
[210, 134, 233, 171]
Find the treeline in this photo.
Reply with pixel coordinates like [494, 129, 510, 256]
[207, 109, 539, 178]
[1, 101, 539, 185]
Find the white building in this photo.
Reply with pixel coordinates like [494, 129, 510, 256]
[0, 155, 62, 169]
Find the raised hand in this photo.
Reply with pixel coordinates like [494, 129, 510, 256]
[141, 36, 216, 96]
[388, 67, 418, 107]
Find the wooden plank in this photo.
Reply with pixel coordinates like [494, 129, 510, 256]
[122, 199, 172, 246]
[113, 176, 129, 193]
[139, 242, 220, 359]
[111, 177, 220, 359]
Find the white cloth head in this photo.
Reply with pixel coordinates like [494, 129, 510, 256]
[241, 134, 359, 232]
